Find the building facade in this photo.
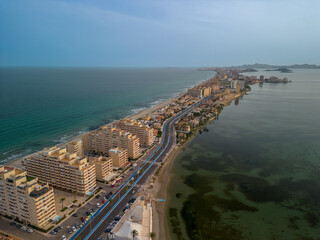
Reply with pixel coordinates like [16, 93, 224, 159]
[113, 119, 154, 147]
[22, 147, 96, 195]
[88, 156, 113, 181]
[0, 166, 56, 228]
[66, 140, 84, 158]
[109, 148, 128, 168]
[82, 127, 141, 159]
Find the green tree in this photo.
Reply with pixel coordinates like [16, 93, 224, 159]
[150, 232, 156, 240]
[131, 229, 138, 240]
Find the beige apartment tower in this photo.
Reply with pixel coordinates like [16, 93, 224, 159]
[22, 147, 96, 195]
[82, 127, 141, 159]
[0, 166, 56, 228]
[66, 140, 84, 158]
[109, 148, 128, 168]
[89, 156, 113, 181]
[113, 119, 154, 147]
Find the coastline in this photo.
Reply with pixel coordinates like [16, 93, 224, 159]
[150, 91, 246, 240]
[6, 90, 190, 169]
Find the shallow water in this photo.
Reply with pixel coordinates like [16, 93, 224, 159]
[167, 69, 320, 240]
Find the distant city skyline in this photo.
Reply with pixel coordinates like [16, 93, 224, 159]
[1, 0, 320, 67]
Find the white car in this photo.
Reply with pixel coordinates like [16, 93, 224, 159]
[72, 226, 76, 232]
[21, 226, 27, 231]
[96, 203, 100, 207]
[27, 229, 33, 233]
[62, 235, 67, 240]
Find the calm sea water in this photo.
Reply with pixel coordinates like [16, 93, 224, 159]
[0, 67, 213, 164]
[167, 69, 320, 240]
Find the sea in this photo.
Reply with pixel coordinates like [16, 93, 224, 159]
[0, 67, 213, 164]
[167, 69, 320, 240]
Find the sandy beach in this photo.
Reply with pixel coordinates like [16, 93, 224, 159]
[149, 145, 182, 240]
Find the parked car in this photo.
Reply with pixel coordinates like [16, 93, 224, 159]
[58, 225, 63, 229]
[72, 213, 78, 217]
[72, 226, 76, 232]
[9, 222, 16, 226]
[105, 228, 112, 233]
[96, 203, 100, 207]
[62, 236, 67, 240]
[21, 226, 27, 231]
[81, 217, 85, 222]
[16, 224, 22, 229]
[114, 215, 121, 221]
[50, 230, 57, 235]
[27, 229, 33, 233]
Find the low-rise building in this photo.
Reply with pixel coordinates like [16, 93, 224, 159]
[22, 147, 96, 195]
[0, 166, 56, 228]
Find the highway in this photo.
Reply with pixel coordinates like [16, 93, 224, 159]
[70, 95, 213, 240]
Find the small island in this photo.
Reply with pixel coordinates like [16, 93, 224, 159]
[265, 68, 292, 73]
[265, 76, 291, 83]
[242, 68, 258, 73]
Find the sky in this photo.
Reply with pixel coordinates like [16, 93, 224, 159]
[1, 0, 320, 67]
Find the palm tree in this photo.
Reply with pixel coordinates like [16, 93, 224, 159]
[60, 198, 66, 209]
[150, 232, 156, 240]
[131, 229, 138, 240]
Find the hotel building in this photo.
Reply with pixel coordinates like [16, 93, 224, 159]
[113, 119, 154, 147]
[22, 147, 96, 195]
[0, 166, 56, 228]
[82, 127, 140, 159]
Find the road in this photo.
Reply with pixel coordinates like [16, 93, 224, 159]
[71, 95, 213, 240]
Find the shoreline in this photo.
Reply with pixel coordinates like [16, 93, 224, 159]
[150, 91, 246, 240]
[6, 80, 208, 169]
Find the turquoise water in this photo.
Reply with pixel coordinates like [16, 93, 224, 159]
[0, 67, 213, 164]
[167, 69, 320, 240]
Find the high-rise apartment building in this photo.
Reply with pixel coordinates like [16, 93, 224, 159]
[22, 147, 96, 195]
[0, 166, 56, 228]
[66, 140, 84, 158]
[113, 119, 154, 147]
[88, 156, 113, 181]
[82, 127, 141, 159]
[109, 148, 128, 168]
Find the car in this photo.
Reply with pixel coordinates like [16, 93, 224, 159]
[81, 217, 85, 222]
[105, 228, 112, 233]
[95, 195, 100, 199]
[62, 235, 67, 240]
[102, 199, 105, 204]
[68, 229, 73, 234]
[27, 229, 33, 233]
[132, 190, 135, 194]
[114, 215, 121, 221]
[72, 213, 78, 217]
[88, 202, 93, 205]
[72, 226, 76, 232]
[58, 224, 63, 229]
[96, 203, 100, 207]
[54, 227, 59, 232]
[21, 226, 27, 231]
[9, 222, 16, 226]
[50, 230, 57, 235]
[16, 224, 22, 229]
